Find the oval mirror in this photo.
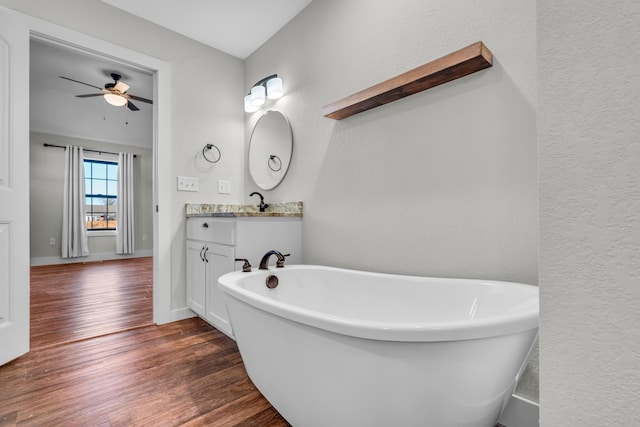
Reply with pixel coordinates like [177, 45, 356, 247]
[249, 110, 293, 190]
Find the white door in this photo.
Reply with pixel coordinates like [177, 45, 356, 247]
[0, 7, 30, 366]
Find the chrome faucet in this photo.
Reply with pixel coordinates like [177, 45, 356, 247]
[259, 250, 290, 270]
[249, 191, 269, 212]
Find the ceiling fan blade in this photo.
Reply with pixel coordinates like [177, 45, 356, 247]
[59, 76, 103, 90]
[126, 101, 139, 111]
[76, 93, 105, 98]
[125, 94, 153, 104]
[114, 81, 130, 93]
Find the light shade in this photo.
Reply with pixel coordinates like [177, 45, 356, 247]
[244, 74, 284, 113]
[266, 77, 283, 99]
[244, 94, 259, 113]
[104, 93, 127, 107]
[250, 85, 266, 106]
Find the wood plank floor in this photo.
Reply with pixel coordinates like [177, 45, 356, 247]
[0, 318, 289, 426]
[1, 259, 288, 426]
[30, 258, 154, 349]
[13, 258, 506, 426]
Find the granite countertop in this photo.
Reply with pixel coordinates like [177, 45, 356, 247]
[185, 201, 303, 217]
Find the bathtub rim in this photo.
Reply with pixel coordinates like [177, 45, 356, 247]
[218, 264, 539, 342]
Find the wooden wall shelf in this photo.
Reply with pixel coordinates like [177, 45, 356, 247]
[322, 41, 493, 120]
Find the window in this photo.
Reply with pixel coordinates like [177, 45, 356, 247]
[84, 159, 118, 230]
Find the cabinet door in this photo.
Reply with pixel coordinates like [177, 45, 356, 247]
[204, 243, 235, 337]
[186, 240, 206, 317]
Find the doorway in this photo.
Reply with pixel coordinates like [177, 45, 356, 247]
[0, 9, 171, 364]
[29, 37, 155, 347]
[25, 15, 172, 332]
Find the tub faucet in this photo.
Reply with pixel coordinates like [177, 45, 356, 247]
[249, 191, 269, 212]
[235, 258, 252, 272]
[259, 250, 290, 270]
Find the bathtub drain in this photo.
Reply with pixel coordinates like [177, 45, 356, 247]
[266, 275, 279, 289]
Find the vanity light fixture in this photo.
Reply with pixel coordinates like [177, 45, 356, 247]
[244, 74, 283, 112]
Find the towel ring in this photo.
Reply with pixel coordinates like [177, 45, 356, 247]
[268, 154, 282, 172]
[202, 144, 221, 163]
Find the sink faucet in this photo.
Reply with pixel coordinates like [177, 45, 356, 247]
[249, 191, 269, 212]
[259, 250, 290, 270]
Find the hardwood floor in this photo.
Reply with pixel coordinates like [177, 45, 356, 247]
[13, 259, 505, 426]
[0, 318, 289, 426]
[30, 258, 154, 349]
[0, 259, 288, 426]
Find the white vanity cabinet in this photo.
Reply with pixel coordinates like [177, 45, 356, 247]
[186, 216, 302, 339]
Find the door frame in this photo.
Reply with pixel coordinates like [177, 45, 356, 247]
[20, 12, 172, 324]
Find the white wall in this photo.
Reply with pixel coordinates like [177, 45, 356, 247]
[539, 1, 640, 425]
[245, 0, 538, 401]
[0, 0, 246, 310]
[29, 132, 153, 265]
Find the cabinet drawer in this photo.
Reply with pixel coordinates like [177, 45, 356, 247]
[187, 218, 235, 245]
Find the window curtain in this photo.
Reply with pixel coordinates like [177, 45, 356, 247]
[62, 145, 89, 258]
[116, 152, 135, 255]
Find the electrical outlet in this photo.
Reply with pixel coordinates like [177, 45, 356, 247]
[142, 234, 147, 241]
[218, 180, 231, 194]
[177, 176, 198, 192]
[49, 238, 56, 246]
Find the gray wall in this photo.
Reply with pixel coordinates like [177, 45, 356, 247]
[16, 3, 640, 422]
[29, 132, 153, 264]
[0, 0, 246, 310]
[244, 0, 538, 401]
[539, 1, 640, 425]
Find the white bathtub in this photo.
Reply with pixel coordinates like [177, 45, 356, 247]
[218, 265, 538, 427]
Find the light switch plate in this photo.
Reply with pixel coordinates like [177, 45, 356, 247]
[177, 176, 198, 192]
[218, 180, 231, 194]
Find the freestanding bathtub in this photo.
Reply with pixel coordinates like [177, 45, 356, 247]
[218, 265, 538, 427]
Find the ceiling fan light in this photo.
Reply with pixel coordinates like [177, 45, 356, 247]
[250, 85, 266, 106]
[104, 93, 127, 107]
[266, 77, 283, 99]
[244, 94, 259, 112]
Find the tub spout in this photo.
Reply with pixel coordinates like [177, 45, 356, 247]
[259, 250, 289, 270]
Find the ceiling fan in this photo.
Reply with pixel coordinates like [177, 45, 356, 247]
[59, 72, 152, 111]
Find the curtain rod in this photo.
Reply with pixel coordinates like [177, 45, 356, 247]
[43, 143, 137, 158]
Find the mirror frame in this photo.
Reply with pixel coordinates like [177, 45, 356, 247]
[248, 110, 293, 191]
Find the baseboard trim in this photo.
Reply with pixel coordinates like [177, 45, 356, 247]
[171, 307, 196, 322]
[498, 394, 539, 427]
[30, 250, 153, 266]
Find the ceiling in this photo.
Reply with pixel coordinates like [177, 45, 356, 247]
[30, 1, 312, 148]
[30, 38, 154, 148]
[100, 0, 314, 59]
